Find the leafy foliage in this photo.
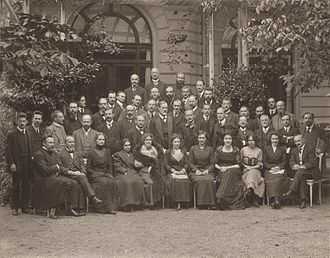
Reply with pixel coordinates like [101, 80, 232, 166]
[214, 61, 267, 112]
[0, 13, 119, 115]
[242, 0, 330, 92]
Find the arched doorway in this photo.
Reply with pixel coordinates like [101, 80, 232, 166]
[71, 3, 153, 103]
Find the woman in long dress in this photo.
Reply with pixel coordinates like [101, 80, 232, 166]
[189, 130, 215, 208]
[134, 133, 165, 207]
[87, 133, 118, 214]
[240, 134, 265, 207]
[164, 134, 191, 208]
[264, 132, 290, 209]
[215, 134, 246, 210]
[113, 138, 145, 211]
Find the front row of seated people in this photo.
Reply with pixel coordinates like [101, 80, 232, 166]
[31, 129, 318, 218]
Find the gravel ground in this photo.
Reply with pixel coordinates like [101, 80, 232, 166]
[0, 203, 330, 258]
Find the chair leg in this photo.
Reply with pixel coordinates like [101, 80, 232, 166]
[193, 186, 197, 209]
[85, 197, 89, 213]
[162, 195, 165, 209]
[149, 185, 154, 206]
[177, 202, 181, 209]
[309, 183, 313, 208]
[318, 182, 322, 205]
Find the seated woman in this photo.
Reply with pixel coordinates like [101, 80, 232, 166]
[264, 132, 290, 209]
[215, 134, 245, 210]
[189, 130, 215, 208]
[87, 133, 118, 214]
[240, 134, 264, 207]
[164, 134, 191, 209]
[134, 133, 165, 207]
[113, 138, 145, 211]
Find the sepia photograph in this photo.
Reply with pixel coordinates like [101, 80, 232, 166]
[0, 0, 330, 257]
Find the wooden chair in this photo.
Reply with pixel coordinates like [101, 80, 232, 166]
[306, 153, 330, 207]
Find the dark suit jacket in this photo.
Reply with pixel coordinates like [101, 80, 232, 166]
[6, 128, 32, 167]
[26, 125, 44, 155]
[235, 128, 253, 149]
[145, 81, 166, 98]
[212, 120, 236, 148]
[300, 125, 326, 153]
[58, 148, 86, 175]
[255, 127, 275, 152]
[225, 111, 239, 128]
[96, 121, 121, 154]
[178, 123, 200, 151]
[124, 86, 147, 105]
[117, 117, 135, 140]
[72, 128, 99, 157]
[127, 126, 148, 148]
[64, 116, 82, 135]
[172, 112, 185, 134]
[278, 126, 300, 149]
[197, 116, 215, 143]
[263, 145, 287, 170]
[149, 114, 174, 148]
[289, 146, 318, 177]
[91, 112, 106, 132]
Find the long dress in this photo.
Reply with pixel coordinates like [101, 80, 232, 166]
[215, 146, 246, 209]
[189, 145, 216, 206]
[87, 148, 118, 213]
[240, 146, 265, 198]
[134, 144, 165, 204]
[164, 149, 192, 203]
[113, 150, 145, 208]
[263, 145, 290, 199]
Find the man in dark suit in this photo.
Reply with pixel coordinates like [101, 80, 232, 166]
[78, 95, 91, 118]
[195, 80, 205, 107]
[6, 113, 32, 215]
[212, 107, 236, 148]
[278, 114, 300, 154]
[59, 136, 102, 206]
[178, 109, 200, 152]
[113, 91, 126, 121]
[249, 105, 264, 132]
[239, 106, 257, 132]
[272, 100, 299, 131]
[124, 74, 147, 105]
[172, 99, 185, 134]
[97, 108, 121, 154]
[266, 97, 277, 118]
[235, 116, 253, 149]
[188, 95, 202, 121]
[64, 101, 82, 135]
[199, 88, 217, 113]
[255, 114, 275, 152]
[197, 103, 215, 143]
[149, 87, 161, 106]
[26, 110, 44, 155]
[301, 112, 327, 154]
[145, 67, 166, 98]
[164, 86, 176, 111]
[117, 105, 136, 140]
[92, 97, 107, 132]
[127, 114, 149, 148]
[284, 135, 318, 209]
[149, 101, 173, 150]
[221, 97, 238, 129]
[175, 72, 186, 95]
[180, 86, 191, 108]
[145, 99, 157, 128]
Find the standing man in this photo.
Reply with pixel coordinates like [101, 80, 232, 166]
[127, 115, 148, 148]
[145, 67, 166, 98]
[255, 114, 274, 152]
[77, 96, 91, 121]
[188, 95, 202, 120]
[117, 105, 136, 140]
[27, 110, 44, 155]
[149, 101, 173, 150]
[113, 91, 126, 121]
[195, 80, 205, 106]
[221, 97, 238, 128]
[6, 113, 32, 215]
[101, 108, 121, 154]
[164, 86, 176, 110]
[178, 109, 199, 151]
[45, 110, 67, 153]
[197, 104, 215, 142]
[92, 97, 107, 132]
[172, 99, 185, 134]
[175, 72, 186, 94]
[272, 100, 298, 131]
[124, 74, 147, 105]
[73, 114, 99, 158]
[212, 107, 236, 148]
[278, 114, 300, 154]
[267, 97, 277, 118]
[64, 102, 82, 135]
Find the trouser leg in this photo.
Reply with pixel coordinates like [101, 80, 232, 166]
[73, 175, 95, 198]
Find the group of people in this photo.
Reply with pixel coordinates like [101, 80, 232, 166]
[5, 68, 328, 218]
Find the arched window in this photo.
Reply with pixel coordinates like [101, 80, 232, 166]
[70, 3, 153, 97]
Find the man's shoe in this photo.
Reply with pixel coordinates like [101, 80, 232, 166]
[273, 198, 281, 209]
[299, 200, 307, 209]
[68, 209, 85, 217]
[91, 196, 102, 205]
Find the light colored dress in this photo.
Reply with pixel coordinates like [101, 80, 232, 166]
[240, 146, 265, 198]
